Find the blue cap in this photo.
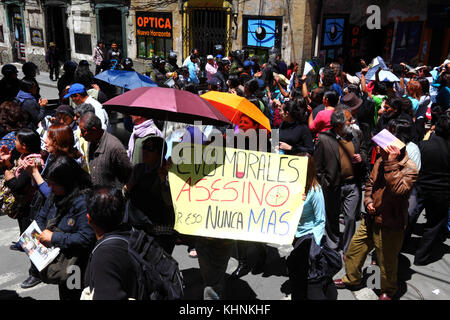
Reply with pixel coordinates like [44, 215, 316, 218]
[216, 54, 223, 59]
[64, 83, 86, 98]
[257, 79, 265, 88]
[243, 60, 254, 68]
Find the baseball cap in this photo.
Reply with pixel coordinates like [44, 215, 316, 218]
[207, 55, 214, 60]
[64, 83, 86, 98]
[55, 104, 75, 117]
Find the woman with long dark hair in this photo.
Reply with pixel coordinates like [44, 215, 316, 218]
[1, 128, 44, 292]
[20, 124, 85, 289]
[278, 97, 314, 155]
[286, 153, 326, 300]
[34, 155, 94, 300]
[0, 128, 43, 249]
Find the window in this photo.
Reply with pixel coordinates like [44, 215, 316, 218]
[74, 33, 92, 55]
[137, 36, 172, 59]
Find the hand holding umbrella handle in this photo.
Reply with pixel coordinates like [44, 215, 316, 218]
[158, 157, 173, 182]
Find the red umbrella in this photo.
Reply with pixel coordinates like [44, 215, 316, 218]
[103, 87, 230, 126]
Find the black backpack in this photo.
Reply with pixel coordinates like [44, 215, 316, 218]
[101, 229, 184, 300]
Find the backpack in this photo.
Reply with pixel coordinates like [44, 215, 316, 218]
[101, 229, 184, 300]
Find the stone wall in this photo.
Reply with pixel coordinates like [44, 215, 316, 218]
[24, 5, 47, 70]
[69, 1, 97, 63]
[0, 5, 11, 64]
[1, 0, 314, 72]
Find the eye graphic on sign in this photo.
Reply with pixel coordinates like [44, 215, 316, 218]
[323, 18, 345, 47]
[247, 19, 276, 48]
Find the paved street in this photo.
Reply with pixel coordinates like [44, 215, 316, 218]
[0, 211, 449, 301]
[0, 65, 448, 301]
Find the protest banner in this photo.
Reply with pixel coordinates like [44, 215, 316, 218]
[168, 144, 308, 245]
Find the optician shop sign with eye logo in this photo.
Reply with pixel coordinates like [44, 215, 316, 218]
[136, 12, 172, 38]
[243, 16, 282, 49]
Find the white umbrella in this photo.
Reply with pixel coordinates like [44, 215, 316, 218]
[370, 70, 400, 82]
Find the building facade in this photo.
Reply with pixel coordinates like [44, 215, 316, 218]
[126, 0, 316, 72]
[0, 0, 316, 73]
[316, 0, 449, 71]
[1, 0, 447, 74]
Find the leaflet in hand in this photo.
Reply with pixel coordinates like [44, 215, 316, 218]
[303, 60, 314, 76]
[371, 129, 405, 151]
[18, 220, 60, 272]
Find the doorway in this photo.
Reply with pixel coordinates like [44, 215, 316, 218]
[183, 7, 232, 59]
[45, 5, 71, 62]
[428, 28, 445, 67]
[98, 8, 123, 52]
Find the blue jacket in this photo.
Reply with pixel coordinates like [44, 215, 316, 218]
[187, 60, 199, 84]
[16, 90, 45, 128]
[35, 192, 96, 257]
[15, 89, 35, 104]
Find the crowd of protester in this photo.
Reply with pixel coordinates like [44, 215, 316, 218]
[0, 43, 448, 301]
